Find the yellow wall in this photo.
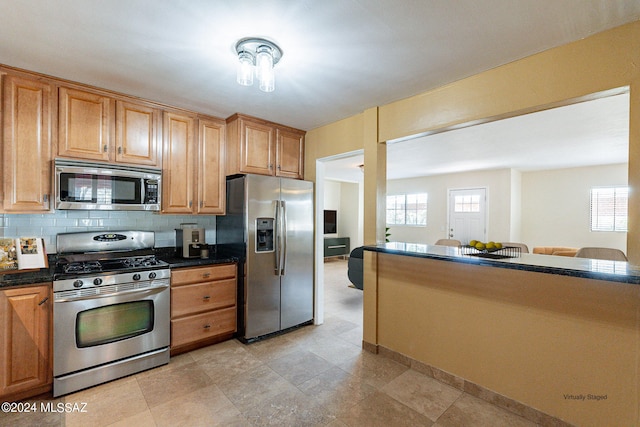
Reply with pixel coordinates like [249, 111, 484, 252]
[373, 253, 639, 426]
[305, 20, 640, 264]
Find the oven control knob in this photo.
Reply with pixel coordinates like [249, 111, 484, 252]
[73, 280, 84, 288]
[133, 273, 141, 281]
[93, 278, 103, 286]
[148, 272, 157, 279]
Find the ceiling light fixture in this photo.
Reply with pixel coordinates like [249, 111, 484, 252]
[235, 37, 282, 93]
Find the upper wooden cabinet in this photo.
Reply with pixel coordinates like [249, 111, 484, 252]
[226, 114, 305, 179]
[58, 87, 160, 167]
[0, 284, 52, 400]
[161, 112, 226, 215]
[197, 118, 226, 214]
[116, 100, 159, 166]
[162, 111, 196, 214]
[2, 74, 54, 212]
[58, 87, 111, 162]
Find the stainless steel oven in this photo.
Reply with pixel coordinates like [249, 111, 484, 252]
[52, 231, 170, 397]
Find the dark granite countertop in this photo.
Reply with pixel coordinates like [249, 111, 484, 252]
[0, 247, 238, 290]
[366, 242, 640, 285]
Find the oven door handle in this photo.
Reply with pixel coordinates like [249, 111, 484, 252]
[54, 284, 169, 303]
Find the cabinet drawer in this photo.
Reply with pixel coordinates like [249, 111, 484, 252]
[171, 278, 236, 317]
[172, 263, 236, 286]
[171, 306, 236, 348]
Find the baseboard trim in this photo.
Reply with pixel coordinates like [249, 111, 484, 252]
[365, 343, 575, 427]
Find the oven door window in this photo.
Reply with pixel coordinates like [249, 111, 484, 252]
[76, 301, 154, 348]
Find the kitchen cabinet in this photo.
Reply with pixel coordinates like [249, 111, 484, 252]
[162, 112, 226, 215]
[197, 118, 226, 214]
[162, 111, 196, 214]
[58, 86, 112, 162]
[59, 87, 160, 166]
[0, 284, 52, 400]
[115, 100, 160, 166]
[2, 74, 54, 212]
[324, 237, 351, 258]
[170, 263, 237, 355]
[226, 113, 305, 179]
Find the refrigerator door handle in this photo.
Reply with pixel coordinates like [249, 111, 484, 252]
[274, 200, 281, 276]
[281, 200, 287, 276]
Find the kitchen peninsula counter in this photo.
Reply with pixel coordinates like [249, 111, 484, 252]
[366, 241, 640, 285]
[362, 242, 640, 426]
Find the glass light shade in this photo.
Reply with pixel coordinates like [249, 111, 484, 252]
[255, 46, 273, 79]
[236, 51, 254, 86]
[259, 66, 275, 92]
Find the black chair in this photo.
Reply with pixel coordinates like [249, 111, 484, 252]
[347, 246, 364, 290]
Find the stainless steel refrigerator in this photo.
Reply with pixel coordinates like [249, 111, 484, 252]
[216, 174, 314, 341]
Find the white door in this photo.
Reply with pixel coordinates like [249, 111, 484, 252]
[448, 188, 487, 244]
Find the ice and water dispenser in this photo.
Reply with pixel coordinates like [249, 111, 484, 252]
[256, 218, 274, 252]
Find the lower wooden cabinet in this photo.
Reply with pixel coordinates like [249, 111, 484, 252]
[170, 263, 237, 354]
[0, 284, 52, 400]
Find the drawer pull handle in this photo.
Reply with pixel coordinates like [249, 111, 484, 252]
[203, 324, 211, 329]
[38, 297, 49, 306]
[202, 273, 211, 278]
[203, 295, 211, 300]
[327, 245, 346, 249]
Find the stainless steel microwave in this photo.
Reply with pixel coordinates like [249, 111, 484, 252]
[54, 159, 161, 211]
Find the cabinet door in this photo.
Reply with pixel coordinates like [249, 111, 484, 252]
[3, 75, 53, 212]
[162, 111, 195, 213]
[58, 87, 112, 161]
[239, 118, 274, 175]
[197, 118, 225, 214]
[116, 100, 159, 166]
[0, 285, 51, 397]
[276, 128, 304, 179]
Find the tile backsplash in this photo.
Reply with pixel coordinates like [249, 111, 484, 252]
[0, 211, 217, 252]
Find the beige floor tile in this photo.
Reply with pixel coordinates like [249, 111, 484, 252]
[337, 349, 409, 389]
[150, 384, 246, 427]
[382, 369, 463, 421]
[136, 361, 213, 408]
[0, 395, 64, 427]
[297, 365, 377, 415]
[242, 387, 336, 426]
[242, 333, 302, 362]
[192, 340, 265, 384]
[106, 409, 156, 427]
[337, 391, 433, 427]
[64, 376, 148, 427]
[267, 349, 335, 386]
[216, 364, 298, 413]
[306, 335, 364, 365]
[434, 393, 540, 427]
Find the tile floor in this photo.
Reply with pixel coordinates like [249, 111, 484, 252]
[2, 258, 544, 426]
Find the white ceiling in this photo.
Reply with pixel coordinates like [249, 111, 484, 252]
[323, 91, 630, 182]
[0, 0, 638, 133]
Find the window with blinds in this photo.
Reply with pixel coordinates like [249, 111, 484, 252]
[386, 193, 427, 226]
[590, 186, 628, 232]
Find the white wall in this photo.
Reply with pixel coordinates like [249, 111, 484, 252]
[386, 169, 514, 245]
[323, 179, 362, 248]
[521, 163, 628, 251]
[385, 163, 628, 253]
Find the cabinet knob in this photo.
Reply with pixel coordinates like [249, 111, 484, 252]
[118, 146, 122, 154]
[277, 165, 281, 170]
[203, 295, 211, 300]
[203, 324, 211, 329]
[202, 272, 211, 278]
[189, 200, 193, 207]
[103, 145, 108, 152]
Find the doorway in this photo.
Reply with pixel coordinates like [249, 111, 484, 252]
[448, 187, 487, 244]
